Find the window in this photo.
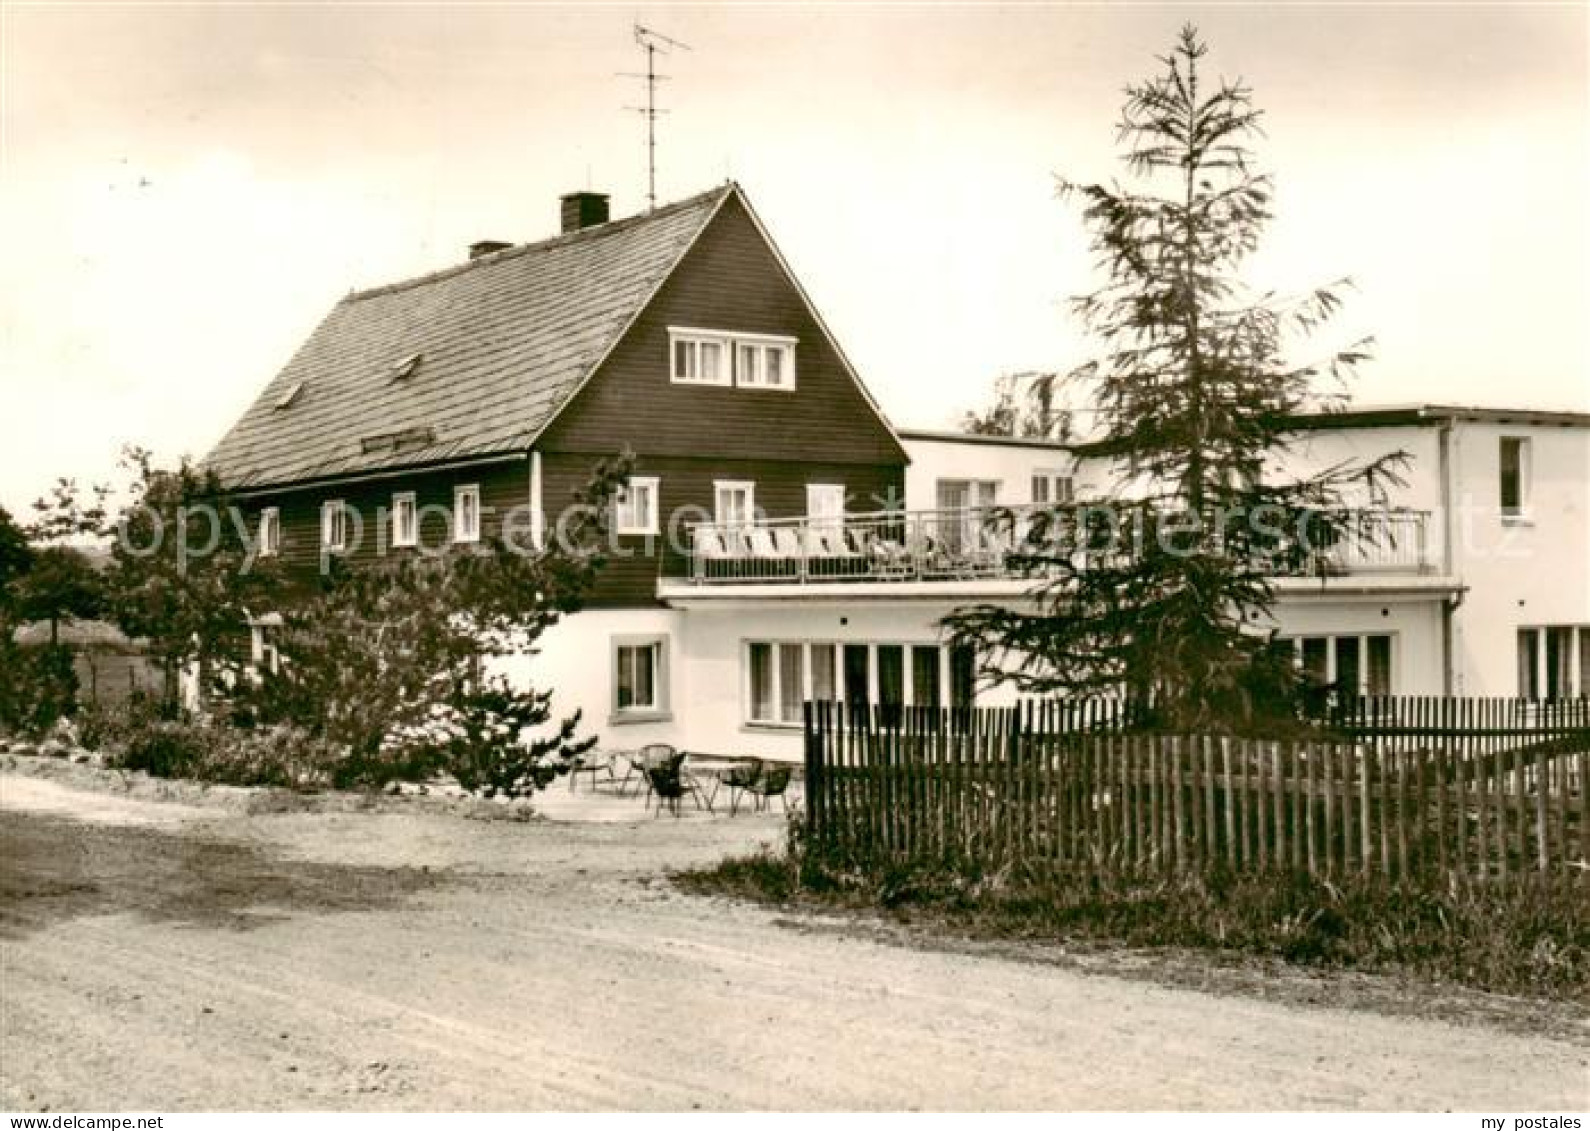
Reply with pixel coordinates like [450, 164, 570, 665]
[670, 327, 796, 390]
[614, 637, 668, 718]
[670, 330, 732, 386]
[1499, 437, 1529, 518]
[1030, 470, 1074, 505]
[615, 476, 660, 536]
[746, 641, 970, 726]
[454, 484, 480, 543]
[1518, 625, 1589, 699]
[806, 483, 846, 530]
[258, 507, 280, 557]
[320, 499, 347, 552]
[748, 642, 819, 726]
[734, 336, 797, 391]
[912, 648, 942, 708]
[810, 643, 837, 702]
[949, 645, 977, 709]
[391, 492, 417, 548]
[1291, 634, 1394, 696]
[714, 480, 756, 528]
[843, 644, 871, 711]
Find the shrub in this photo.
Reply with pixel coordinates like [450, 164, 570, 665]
[377, 677, 590, 798]
[113, 716, 219, 779]
[104, 712, 344, 791]
[0, 642, 79, 738]
[200, 725, 345, 790]
[75, 692, 170, 754]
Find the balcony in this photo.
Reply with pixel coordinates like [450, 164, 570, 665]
[665, 505, 1436, 591]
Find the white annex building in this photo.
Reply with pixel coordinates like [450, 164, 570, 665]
[531, 405, 1590, 763]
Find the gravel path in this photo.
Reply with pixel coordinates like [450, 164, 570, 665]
[2, 772, 1585, 1111]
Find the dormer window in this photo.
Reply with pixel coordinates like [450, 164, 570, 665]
[389, 353, 422, 382]
[669, 327, 796, 391]
[274, 381, 303, 410]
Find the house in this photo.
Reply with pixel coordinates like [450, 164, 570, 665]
[204, 184, 1590, 762]
[202, 183, 909, 757]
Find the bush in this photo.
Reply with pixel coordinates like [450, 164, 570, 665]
[104, 712, 344, 791]
[376, 677, 589, 798]
[0, 642, 79, 737]
[75, 693, 170, 754]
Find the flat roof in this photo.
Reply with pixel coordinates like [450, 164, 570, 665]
[1282, 404, 1590, 430]
[897, 427, 1074, 451]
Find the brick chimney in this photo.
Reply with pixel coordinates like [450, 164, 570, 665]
[560, 191, 610, 234]
[469, 240, 512, 261]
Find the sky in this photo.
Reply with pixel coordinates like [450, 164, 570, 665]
[2, 2, 1587, 517]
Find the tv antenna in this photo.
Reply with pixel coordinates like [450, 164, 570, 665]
[622, 23, 690, 212]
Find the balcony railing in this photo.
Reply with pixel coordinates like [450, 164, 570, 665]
[674, 505, 1434, 587]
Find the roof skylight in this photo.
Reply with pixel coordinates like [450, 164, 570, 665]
[273, 381, 303, 410]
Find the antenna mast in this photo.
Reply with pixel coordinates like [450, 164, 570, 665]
[624, 23, 690, 212]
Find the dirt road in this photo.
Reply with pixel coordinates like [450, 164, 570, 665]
[2, 771, 1585, 1111]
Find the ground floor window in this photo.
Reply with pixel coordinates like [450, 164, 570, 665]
[1289, 633, 1394, 697]
[746, 640, 976, 726]
[1517, 625, 1589, 700]
[613, 636, 668, 719]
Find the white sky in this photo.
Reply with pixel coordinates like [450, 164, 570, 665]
[2, 3, 1587, 516]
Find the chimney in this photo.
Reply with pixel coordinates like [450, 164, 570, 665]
[469, 240, 513, 261]
[560, 191, 610, 234]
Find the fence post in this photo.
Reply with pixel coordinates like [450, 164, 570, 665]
[1534, 744, 1550, 877]
[804, 701, 822, 848]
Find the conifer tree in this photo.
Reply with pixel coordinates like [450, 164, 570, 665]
[945, 26, 1402, 731]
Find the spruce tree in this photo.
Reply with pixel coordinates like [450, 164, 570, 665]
[944, 26, 1403, 731]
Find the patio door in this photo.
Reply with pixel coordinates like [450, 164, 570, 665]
[934, 479, 997, 556]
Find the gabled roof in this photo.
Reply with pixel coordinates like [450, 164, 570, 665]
[203, 185, 734, 489]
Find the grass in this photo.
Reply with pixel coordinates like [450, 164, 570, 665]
[677, 821, 1590, 1003]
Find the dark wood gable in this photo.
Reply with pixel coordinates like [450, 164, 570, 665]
[535, 191, 907, 467]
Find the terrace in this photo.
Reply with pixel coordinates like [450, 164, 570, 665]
[663, 504, 1436, 591]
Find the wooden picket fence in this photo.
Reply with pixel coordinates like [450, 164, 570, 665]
[802, 701, 1590, 884]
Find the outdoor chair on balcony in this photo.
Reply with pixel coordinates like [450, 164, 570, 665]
[741, 527, 795, 579]
[810, 527, 866, 579]
[868, 538, 914, 579]
[694, 528, 741, 581]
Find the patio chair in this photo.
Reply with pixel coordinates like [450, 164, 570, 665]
[566, 748, 617, 792]
[721, 759, 765, 816]
[620, 743, 678, 797]
[741, 764, 793, 814]
[643, 750, 708, 817]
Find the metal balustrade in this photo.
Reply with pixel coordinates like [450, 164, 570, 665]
[674, 505, 1433, 586]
